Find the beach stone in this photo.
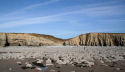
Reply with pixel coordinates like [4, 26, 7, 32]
[100, 60, 104, 64]
[81, 60, 94, 67]
[57, 59, 66, 64]
[87, 61, 94, 67]
[50, 69, 56, 72]
[9, 68, 12, 71]
[36, 59, 43, 63]
[116, 68, 121, 71]
[16, 61, 22, 65]
[46, 58, 53, 66]
[36, 67, 42, 71]
[73, 60, 94, 67]
[25, 62, 32, 68]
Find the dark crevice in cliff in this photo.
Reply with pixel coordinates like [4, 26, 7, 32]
[5, 33, 9, 46]
[85, 33, 89, 46]
[98, 34, 101, 46]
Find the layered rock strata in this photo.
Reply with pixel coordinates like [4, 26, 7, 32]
[0, 33, 125, 46]
[64, 33, 125, 46]
[0, 33, 64, 46]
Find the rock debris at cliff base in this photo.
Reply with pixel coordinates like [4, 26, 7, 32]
[0, 46, 125, 72]
[0, 46, 125, 62]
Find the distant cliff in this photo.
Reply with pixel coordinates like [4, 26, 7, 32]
[0, 33, 64, 46]
[0, 33, 125, 46]
[64, 33, 125, 46]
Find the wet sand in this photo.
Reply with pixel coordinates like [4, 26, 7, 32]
[0, 58, 125, 72]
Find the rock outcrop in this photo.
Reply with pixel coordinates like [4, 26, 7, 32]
[64, 33, 125, 46]
[0, 33, 125, 46]
[0, 33, 64, 46]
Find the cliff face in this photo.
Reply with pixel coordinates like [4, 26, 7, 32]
[0, 33, 125, 46]
[0, 33, 64, 46]
[64, 33, 125, 46]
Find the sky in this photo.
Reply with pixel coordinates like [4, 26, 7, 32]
[0, 0, 125, 39]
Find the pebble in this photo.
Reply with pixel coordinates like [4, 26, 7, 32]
[50, 69, 56, 72]
[9, 68, 12, 71]
[116, 68, 121, 71]
[36, 67, 42, 71]
[26, 63, 32, 68]
[46, 58, 53, 66]
[16, 61, 22, 65]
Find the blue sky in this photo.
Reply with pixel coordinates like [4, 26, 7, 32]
[0, 0, 125, 39]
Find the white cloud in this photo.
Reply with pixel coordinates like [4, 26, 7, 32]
[0, 0, 125, 29]
[3, 0, 59, 17]
[23, 0, 59, 10]
[0, 16, 61, 28]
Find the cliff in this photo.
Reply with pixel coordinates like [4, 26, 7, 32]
[64, 33, 125, 46]
[0, 33, 125, 46]
[0, 33, 64, 46]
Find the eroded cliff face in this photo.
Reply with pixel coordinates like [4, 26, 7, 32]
[0, 33, 64, 46]
[0, 33, 125, 46]
[64, 33, 125, 46]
